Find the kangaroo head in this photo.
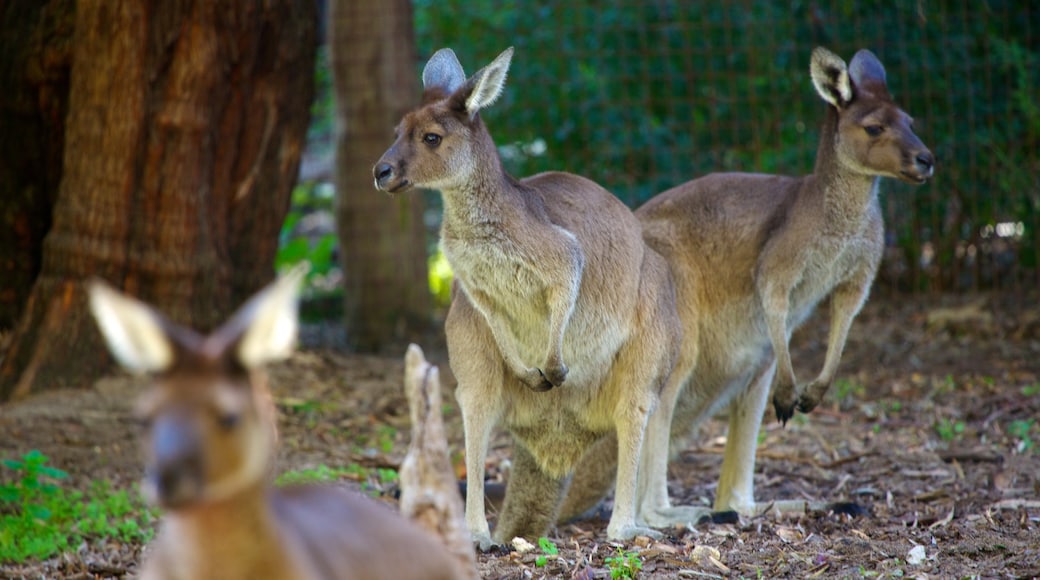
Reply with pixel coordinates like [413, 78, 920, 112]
[373, 47, 514, 194]
[810, 47, 934, 185]
[87, 265, 307, 509]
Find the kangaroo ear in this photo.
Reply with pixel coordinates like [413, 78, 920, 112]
[810, 47, 852, 109]
[87, 280, 175, 374]
[422, 48, 467, 94]
[223, 262, 309, 368]
[848, 49, 887, 92]
[457, 47, 513, 119]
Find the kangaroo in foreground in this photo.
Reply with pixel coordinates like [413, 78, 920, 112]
[559, 47, 935, 527]
[374, 47, 681, 547]
[88, 267, 466, 580]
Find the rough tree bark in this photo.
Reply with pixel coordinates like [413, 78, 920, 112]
[329, 0, 431, 352]
[0, 1, 71, 329]
[0, 0, 316, 402]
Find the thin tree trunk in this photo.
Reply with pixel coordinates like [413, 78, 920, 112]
[330, 0, 431, 352]
[0, 0, 316, 402]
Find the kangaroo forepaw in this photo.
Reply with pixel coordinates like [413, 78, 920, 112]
[519, 368, 554, 392]
[772, 393, 796, 426]
[795, 393, 820, 414]
[543, 362, 568, 387]
[795, 379, 829, 414]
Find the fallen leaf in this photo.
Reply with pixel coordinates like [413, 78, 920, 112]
[907, 544, 927, 565]
[776, 526, 804, 543]
[511, 537, 535, 553]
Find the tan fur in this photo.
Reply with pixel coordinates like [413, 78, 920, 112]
[560, 47, 934, 526]
[374, 47, 680, 547]
[88, 274, 464, 580]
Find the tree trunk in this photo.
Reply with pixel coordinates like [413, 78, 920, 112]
[0, 1, 72, 330]
[329, 0, 431, 352]
[0, 0, 316, 402]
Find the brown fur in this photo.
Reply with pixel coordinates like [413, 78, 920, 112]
[88, 273, 465, 580]
[374, 47, 680, 547]
[560, 47, 934, 526]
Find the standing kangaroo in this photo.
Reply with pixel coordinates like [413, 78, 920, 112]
[374, 47, 681, 547]
[88, 267, 466, 580]
[560, 47, 934, 526]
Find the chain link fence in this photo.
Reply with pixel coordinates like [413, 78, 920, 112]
[413, 0, 1038, 295]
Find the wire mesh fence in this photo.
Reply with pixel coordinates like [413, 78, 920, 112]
[410, 0, 1038, 295]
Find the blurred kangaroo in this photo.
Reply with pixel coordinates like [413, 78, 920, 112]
[374, 47, 680, 548]
[88, 266, 466, 580]
[560, 47, 935, 526]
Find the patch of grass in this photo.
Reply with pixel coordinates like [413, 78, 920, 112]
[605, 546, 643, 579]
[535, 536, 558, 567]
[1007, 419, 1036, 453]
[834, 378, 866, 405]
[935, 418, 966, 441]
[0, 451, 156, 564]
[375, 424, 397, 455]
[275, 464, 354, 486]
[1022, 383, 1040, 397]
[276, 463, 401, 496]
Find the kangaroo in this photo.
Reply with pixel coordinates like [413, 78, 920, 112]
[559, 47, 934, 527]
[373, 47, 681, 547]
[87, 266, 466, 580]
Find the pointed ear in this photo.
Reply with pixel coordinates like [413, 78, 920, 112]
[458, 47, 513, 119]
[227, 262, 309, 368]
[810, 47, 852, 109]
[87, 280, 175, 374]
[848, 49, 887, 90]
[422, 48, 467, 94]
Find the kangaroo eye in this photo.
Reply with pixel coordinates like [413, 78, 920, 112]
[422, 133, 442, 147]
[864, 125, 884, 137]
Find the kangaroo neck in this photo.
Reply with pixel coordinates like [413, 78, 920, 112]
[810, 107, 880, 231]
[439, 151, 523, 236]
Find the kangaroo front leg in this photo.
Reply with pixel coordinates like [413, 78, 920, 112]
[467, 286, 554, 392]
[758, 280, 799, 424]
[797, 277, 871, 413]
[492, 443, 570, 543]
[539, 230, 584, 387]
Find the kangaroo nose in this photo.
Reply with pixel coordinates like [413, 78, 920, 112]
[915, 151, 934, 172]
[374, 163, 394, 182]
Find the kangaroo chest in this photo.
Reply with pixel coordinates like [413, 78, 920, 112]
[442, 234, 556, 358]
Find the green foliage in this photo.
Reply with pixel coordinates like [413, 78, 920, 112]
[428, 248, 454, 308]
[535, 536, 558, 567]
[375, 424, 398, 455]
[410, 0, 1039, 291]
[0, 451, 156, 564]
[934, 418, 966, 442]
[834, 378, 866, 407]
[1006, 419, 1035, 453]
[276, 183, 338, 282]
[276, 463, 401, 496]
[605, 546, 643, 579]
[275, 464, 354, 486]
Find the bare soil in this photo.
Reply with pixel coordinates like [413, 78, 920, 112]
[1, 293, 1039, 579]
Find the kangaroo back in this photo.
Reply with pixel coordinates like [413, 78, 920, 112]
[88, 266, 465, 580]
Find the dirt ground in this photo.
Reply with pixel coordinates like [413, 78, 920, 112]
[1, 293, 1039, 579]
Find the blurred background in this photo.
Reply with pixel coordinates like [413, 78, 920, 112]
[294, 0, 1036, 316]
